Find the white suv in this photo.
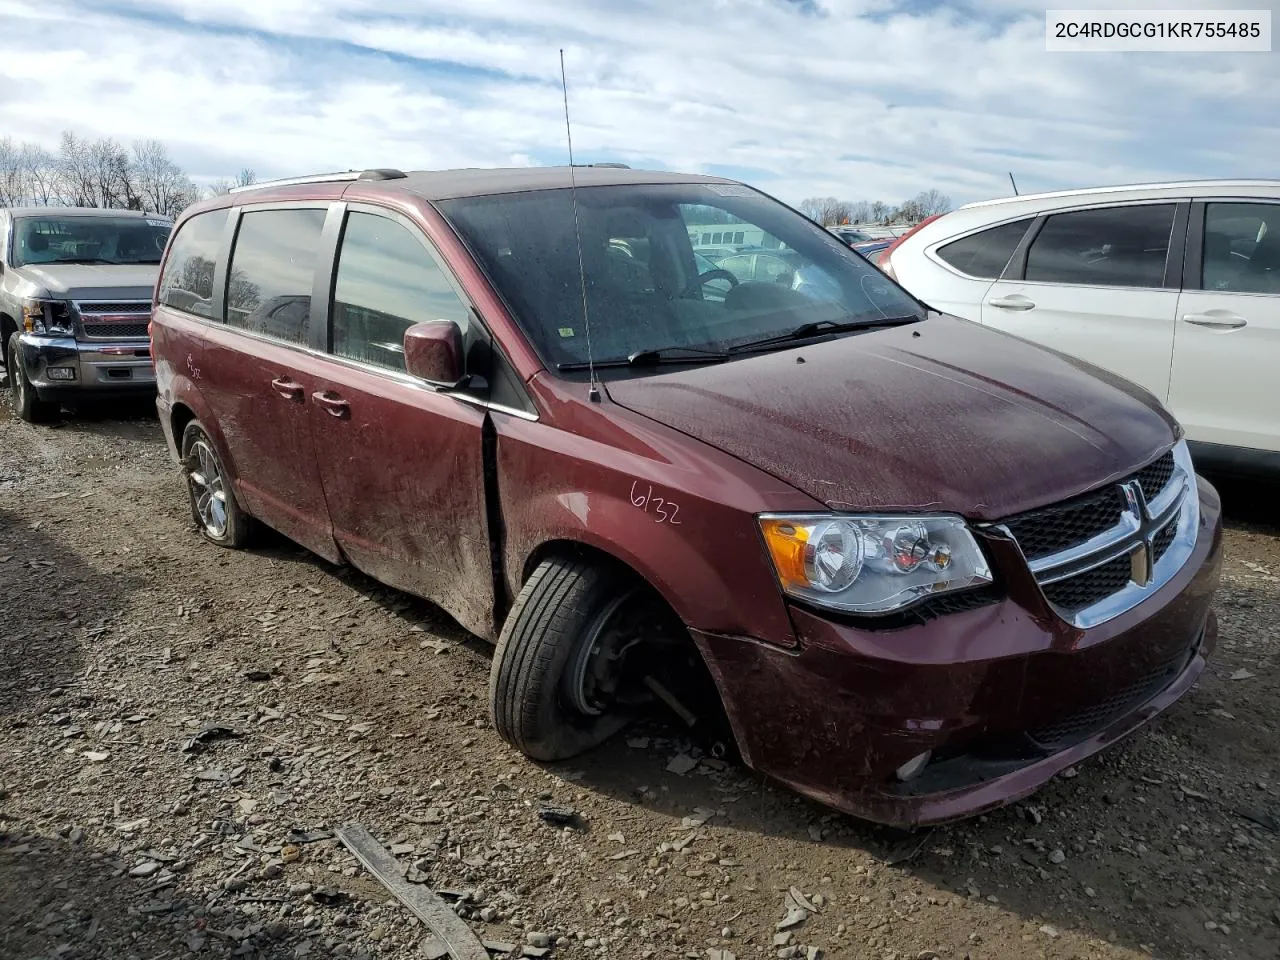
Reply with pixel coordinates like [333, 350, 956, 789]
[881, 180, 1280, 476]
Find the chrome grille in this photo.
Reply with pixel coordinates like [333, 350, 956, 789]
[1134, 451, 1175, 502]
[1003, 487, 1125, 561]
[993, 444, 1198, 629]
[83, 322, 149, 339]
[1041, 554, 1132, 610]
[75, 301, 151, 341]
[76, 301, 150, 316]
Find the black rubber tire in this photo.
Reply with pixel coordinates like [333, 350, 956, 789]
[7, 333, 58, 424]
[489, 557, 634, 761]
[181, 419, 252, 548]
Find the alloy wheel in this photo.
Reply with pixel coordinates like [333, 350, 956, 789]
[188, 438, 229, 538]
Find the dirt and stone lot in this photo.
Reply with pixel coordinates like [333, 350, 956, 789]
[1, 396, 1277, 960]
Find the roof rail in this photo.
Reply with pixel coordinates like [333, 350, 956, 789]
[228, 169, 407, 194]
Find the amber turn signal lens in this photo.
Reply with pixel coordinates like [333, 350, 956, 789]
[759, 518, 811, 589]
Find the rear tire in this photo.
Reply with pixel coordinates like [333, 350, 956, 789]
[6, 334, 57, 424]
[489, 558, 641, 761]
[181, 420, 252, 547]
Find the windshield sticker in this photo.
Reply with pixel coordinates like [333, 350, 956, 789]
[558, 327, 576, 338]
[145, 219, 171, 227]
[706, 185, 756, 198]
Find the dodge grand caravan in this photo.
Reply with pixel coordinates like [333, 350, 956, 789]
[151, 166, 1222, 826]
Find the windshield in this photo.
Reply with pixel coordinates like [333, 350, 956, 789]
[438, 183, 922, 371]
[12, 215, 172, 267]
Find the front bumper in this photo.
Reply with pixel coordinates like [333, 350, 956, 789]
[16, 333, 155, 402]
[692, 479, 1223, 827]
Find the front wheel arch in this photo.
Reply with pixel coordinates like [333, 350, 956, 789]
[493, 539, 735, 759]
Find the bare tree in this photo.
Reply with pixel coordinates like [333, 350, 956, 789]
[798, 196, 857, 226]
[133, 140, 199, 217]
[205, 178, 234, 199]
[868, 201, 889, 223]
[849, 200, 871, 224]
[57, 131, 97, 207]
[799, 197, 829, 222]
[0, 137, 22, 207]
[912, 189, 952, 219]
[235, 168, 256, 188]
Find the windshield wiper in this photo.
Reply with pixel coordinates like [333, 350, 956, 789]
[558, 345, 729, 372]
[51, 258, 119, 265]
[729, 314, 922, 353]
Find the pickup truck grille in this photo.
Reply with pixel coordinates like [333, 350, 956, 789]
[991, 447, 1196, 629]
[75, 300, 151, 341]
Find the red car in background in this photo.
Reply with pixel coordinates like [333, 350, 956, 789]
[149, 166, 1221, 826]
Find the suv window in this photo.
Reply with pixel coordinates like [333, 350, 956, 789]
[225, 208, 326, 344]
[1203, 202, 1280, 295]
[937, 218, 1032, 278]
[1025, 204, 1175, 288]
[331, 211, 470, 372]
[158, 210, 228, 319]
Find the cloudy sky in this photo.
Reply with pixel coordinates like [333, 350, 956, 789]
[1, 0, 1276, 207]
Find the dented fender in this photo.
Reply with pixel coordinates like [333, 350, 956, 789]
[490, 394, 820, 647]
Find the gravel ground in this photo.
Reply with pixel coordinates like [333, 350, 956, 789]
[1, 395, 1277, 960]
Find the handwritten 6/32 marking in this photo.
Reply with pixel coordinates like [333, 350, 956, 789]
[630, 481, 681, 524]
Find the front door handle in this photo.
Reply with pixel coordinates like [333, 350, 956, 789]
[312, 390, 351, 418]
[1183, 312, 1247, 330]
[271, 377, 304, 401]
[987, 295, 1036, 311]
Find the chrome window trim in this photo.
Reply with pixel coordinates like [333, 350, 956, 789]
[988, 441, 1199, 629]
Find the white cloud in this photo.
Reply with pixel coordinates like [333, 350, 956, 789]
[0, 0, 1273, 208]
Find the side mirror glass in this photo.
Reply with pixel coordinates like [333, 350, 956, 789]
[403, 320, 465, 387]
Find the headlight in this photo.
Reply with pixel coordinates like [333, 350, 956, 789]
[758, 513, 993, 614]
[22, 299, 75, 336]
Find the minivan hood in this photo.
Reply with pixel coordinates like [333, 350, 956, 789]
[605, 316, 1179, 521]
[17, 263, 158, 302]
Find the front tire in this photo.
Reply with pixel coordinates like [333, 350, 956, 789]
[6, 334, 57, 424]
[489, 558, 644, 761]
[181, 420, 251, 547]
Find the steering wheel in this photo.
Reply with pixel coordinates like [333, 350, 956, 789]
[681, 268, 739, 298]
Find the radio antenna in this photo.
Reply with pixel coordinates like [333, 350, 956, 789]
[1008, 171, 1020, 196]
[560, 48, 600, 402]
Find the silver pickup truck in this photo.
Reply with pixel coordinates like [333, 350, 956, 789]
[1, 207, 172, 422]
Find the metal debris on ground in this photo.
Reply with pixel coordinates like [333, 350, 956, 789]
[333, 823, 490, 960]
[181, 725, 242, 753]
[537, 805, 581, 828]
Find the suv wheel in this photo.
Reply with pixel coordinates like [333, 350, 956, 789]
[6, 333, 57, 423]
[490, 558, 648, 761]
[181, 420, 252, 547]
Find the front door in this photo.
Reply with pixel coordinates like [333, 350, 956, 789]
[308, 208, 493, 633]
[198, 205, 339, 561]
[1169, 200, 1280, 453]
[981, 202, 1181, 401]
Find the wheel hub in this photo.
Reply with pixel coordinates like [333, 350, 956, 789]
[567, 592, 644, 716]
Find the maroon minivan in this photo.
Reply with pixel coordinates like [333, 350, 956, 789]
[151, 167, 1222, 826]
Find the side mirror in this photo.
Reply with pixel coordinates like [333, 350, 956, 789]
[404, 320, 466, 387]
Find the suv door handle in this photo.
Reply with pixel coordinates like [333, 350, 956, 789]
[1183, 312, 1247, 329]
[271, 377, 305, 401]
[987, 295, 1036, 311]
[312, 391, 351, 418]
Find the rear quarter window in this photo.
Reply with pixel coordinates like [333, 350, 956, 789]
[936, 218, 1032, 279]
[1024, 204, 1175, 288]
[158, 210, 229, 319]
